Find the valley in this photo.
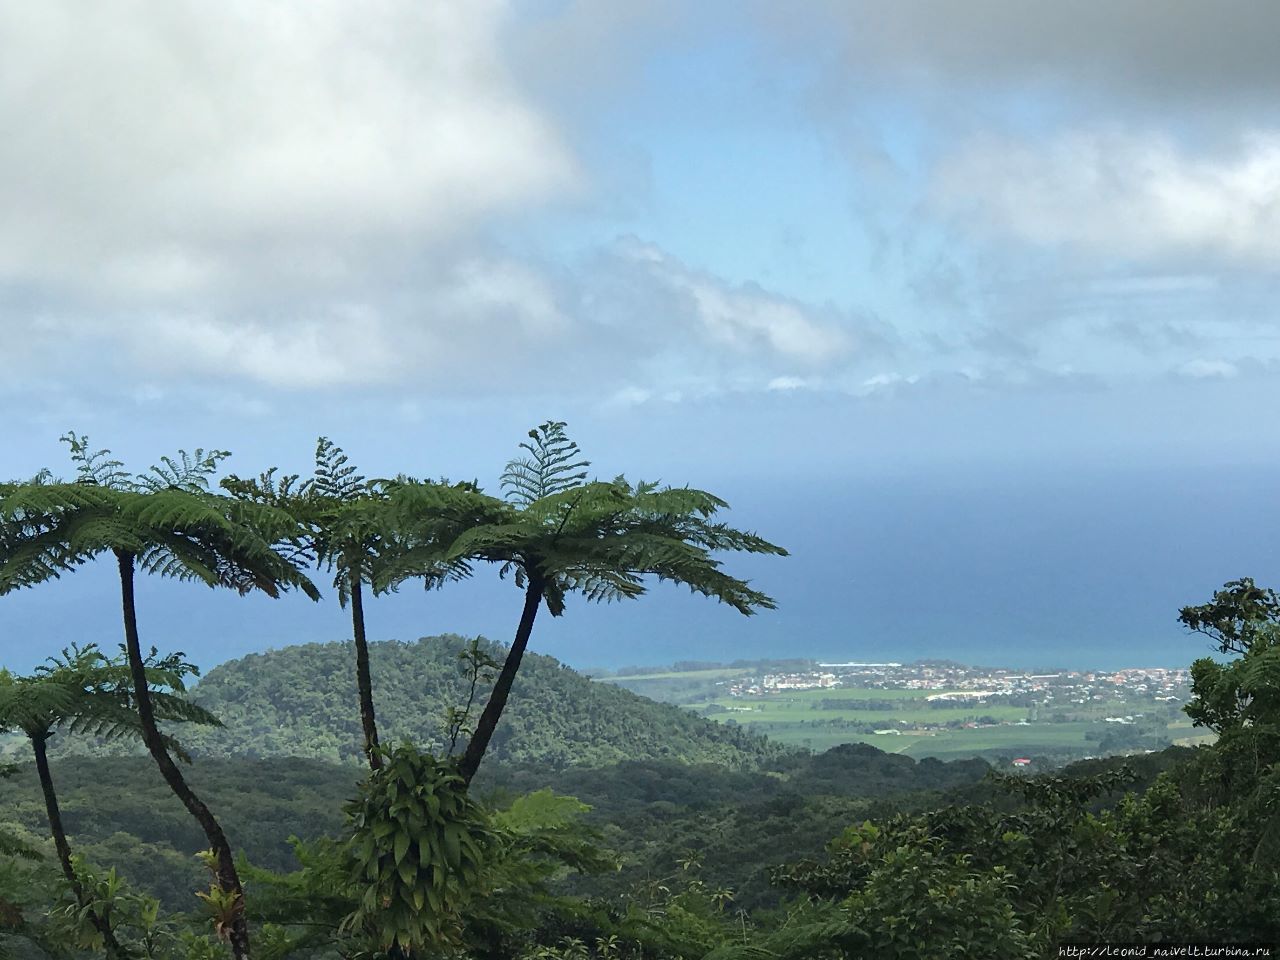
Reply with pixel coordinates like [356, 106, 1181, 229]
[601, 657, 1210, 763]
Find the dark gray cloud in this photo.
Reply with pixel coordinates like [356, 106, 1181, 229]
[776, 1, 1280, 107]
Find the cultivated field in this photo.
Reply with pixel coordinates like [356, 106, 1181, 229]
[604, 667, 1201, 763]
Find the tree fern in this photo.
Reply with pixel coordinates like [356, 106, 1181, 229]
[226, 438, 491, 775]
[381, 420, 787, 784]
[0, 644, 218, 957]
[0, 433, 318, 960]
[224, 437, 406, 772]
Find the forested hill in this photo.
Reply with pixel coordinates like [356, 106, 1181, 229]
[161, 635, 785, 768]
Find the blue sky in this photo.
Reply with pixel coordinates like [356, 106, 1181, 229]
[3, 1, 1280, 674]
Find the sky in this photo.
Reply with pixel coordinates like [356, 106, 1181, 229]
[3, 1, 1280, 675]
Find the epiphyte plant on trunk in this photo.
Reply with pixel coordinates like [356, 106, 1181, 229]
[378, 421, 789, 785]
[0, 433, 321, 960]
[0, 643, 218, 957]
[222, 438, 475, 772]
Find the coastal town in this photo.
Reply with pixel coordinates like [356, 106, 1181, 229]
[722, 660, 1192, 709]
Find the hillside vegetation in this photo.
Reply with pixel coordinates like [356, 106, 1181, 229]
[0, 743, 994, 913]
[165, 635, 785, 769]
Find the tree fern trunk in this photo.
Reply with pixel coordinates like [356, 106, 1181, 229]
[115, 549, 252, 960]
[459, 577, 543, 785]
[349, 573, 381, 771]
[30, 734, 125, 958]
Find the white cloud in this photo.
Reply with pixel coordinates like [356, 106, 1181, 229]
[604, 386, 654, 408]
[0, 1, 581, 388]
[935, 130, 1280, 267]
[608, 239, 853, 365]
[1179, 359, 1239, 380]
[130, 308, 405, 389]
[0, 2, 574, 298]
[856, 372, 919, 396]
[767, 375, 811, 391]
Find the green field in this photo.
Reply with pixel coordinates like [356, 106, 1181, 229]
[742, 727, 1111, 762]
[717, 717, 1141, 759]
[594, 665, 1192, 763]
[708, 686, 1041, 727]
[697, 685, 1184, 761]
[715, 696, 1029, 726]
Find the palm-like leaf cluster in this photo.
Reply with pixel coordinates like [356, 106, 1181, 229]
[493, 479, 782, 616]
[0, 644, 219, 758]
[380, 424, 786, 619]
[0, 434, 321, 959]
[222, 438, 492, 775]
[0, 437, 318, 603]
[223, 437, 381, 604]
[0, 643, 222, 957]
[383, 421, 788, 786]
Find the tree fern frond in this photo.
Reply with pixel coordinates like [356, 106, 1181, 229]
[0, 450, 322, 605]
[500, 421, 590, 506]
[0, 824, 41, 862]
[0, 671, 78, 738]
[221, 467, 305, 508]
[2, 642, 217, 756]
[558, 567, 647, 606]
[60, 431, 130, 489]
[310, 436, 367, 501]
[149, 692, 222, 728]
[137, 448, 232, 493]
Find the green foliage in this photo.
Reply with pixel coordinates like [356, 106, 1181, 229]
[239, 776, 621, 958]
[1178, 576, 1280, 655]
[0, 843, 225, 960]
[0, 434, 329, 958]
[0, 431, 319, 612]
[500, 422, 591, 508]
[1185, 623, 1280, 736]
[344, 745, 490, 954]
[150, 635, 784, 768]
[758, 758, 1278, 957]
[0, 742, 995, 927]
[443, 640, 501, 756]
[378, 422, 787, 620]
[0, 767, 39, 878]
[0, 643, 218, 761]
[223, 436, 407, 605]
